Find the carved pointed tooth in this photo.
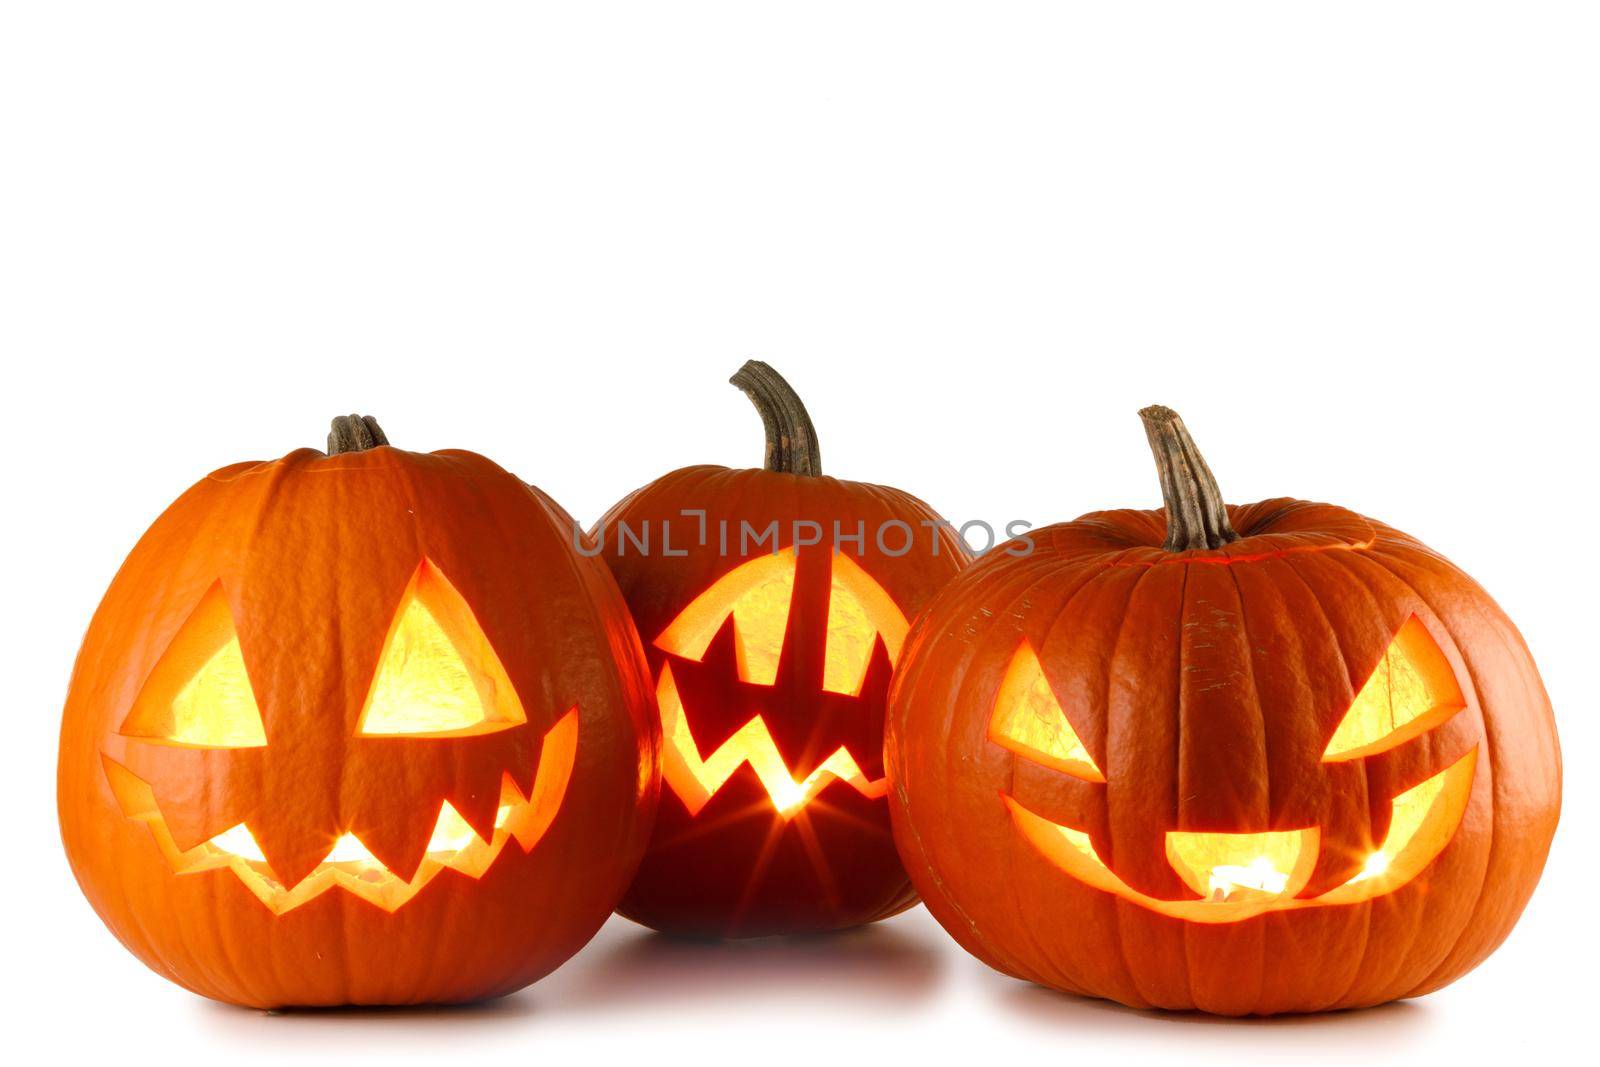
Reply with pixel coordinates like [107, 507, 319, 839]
[250, 813, 347, 888]
[424, 801, 484, 855]
[441, 789, 501, 849]
[343, 796, 440, 883]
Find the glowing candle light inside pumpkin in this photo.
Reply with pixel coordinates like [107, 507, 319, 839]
[325, 833, 379, 864]
[652, 547, 907, 819]
[1165, 827, 1319, 903]
[1208, 856, 1292, 900]
[209, 823, 267, 863]
[423, 802, 514, 855]
[1351, 852, 1391, 884]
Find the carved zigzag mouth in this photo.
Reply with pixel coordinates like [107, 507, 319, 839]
[657, 663, 887, 819]
[103, 709, 578, 914]
[1004, 746, 1477, 923]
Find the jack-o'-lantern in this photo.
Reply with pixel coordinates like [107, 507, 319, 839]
[58, 416, 659, 1007]
[886, 406, 1560, 1014]
[600, 363, 968, 936]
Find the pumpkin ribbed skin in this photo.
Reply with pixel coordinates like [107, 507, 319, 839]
[59, 445, 659, 1007]
[887, 499, 1560, 1015]
[602, 464, 968, 936]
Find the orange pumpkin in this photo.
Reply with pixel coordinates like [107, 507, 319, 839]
[58, 416, 659, 1007]
[886, 406, 1560, 1014]
[599, 363, 969, 936]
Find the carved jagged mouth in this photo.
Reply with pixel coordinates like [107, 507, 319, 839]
[656, 663, 887, 819]
[1004, 746, 1478, 923]
[102, 709, 579, 914]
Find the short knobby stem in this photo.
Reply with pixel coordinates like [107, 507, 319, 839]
[327, 415, 390, 455]
[729, 361, 822, 476]
[1138, 405, 1238, 552]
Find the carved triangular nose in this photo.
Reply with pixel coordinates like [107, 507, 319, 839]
[1164, 827, 1320, 901]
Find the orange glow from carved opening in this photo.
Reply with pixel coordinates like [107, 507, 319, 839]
[649, 548, 907, 817]
[988, 640, 1104, 782]
[653, 548, 909, 696]
[822, 552, 909, 696]
[121, 582, 267, 748]
[1165, 827, 1319, 902]
[121, 562, 529, 747]
[656, 662, 888, 818]
[656, 550, 797, 686]
[1323, 616, 1465, 761]
[104, 708, 580, 914]
[168, 637, 266, 747]
[357, 561, 526, 737]
[1002, 746, 1478, 923]
[1315, 746, 1474, 904]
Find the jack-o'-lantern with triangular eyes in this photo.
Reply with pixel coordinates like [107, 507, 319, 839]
[599, 363, 969, 937]
[58, 417, 659, 1008]
[887, 407, 1561, 1015]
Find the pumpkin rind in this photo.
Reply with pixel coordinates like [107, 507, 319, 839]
[59, 442, 659, 1007]
[888, 474, 1560, 1014]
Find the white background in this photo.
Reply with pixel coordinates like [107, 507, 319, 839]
[3, 2, 1595, 1062]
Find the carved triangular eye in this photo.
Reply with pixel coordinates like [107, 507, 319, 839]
[655, 549, 798, 685]
[988, 640, 1104, 782]
[654, 547, 911, 695]
[121, 582, 267, 748]
[1322, 616, 1465, 762]
[822, 552, 910, 696]
[356, 560, 527, 737]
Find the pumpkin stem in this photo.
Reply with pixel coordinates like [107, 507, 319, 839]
[326, 415, 390, 455]
[730, 361, 822, 476]
[1139, 405, 1239, 552]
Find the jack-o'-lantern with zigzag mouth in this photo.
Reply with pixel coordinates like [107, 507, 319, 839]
[58, 417, 658, 1007]
[886, 406, 1560, 1014]
[599, 363, 969, 937]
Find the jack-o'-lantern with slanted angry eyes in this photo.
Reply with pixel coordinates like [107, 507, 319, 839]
[887, 406, 1561, 1015]
[58, 417, 658, 1007]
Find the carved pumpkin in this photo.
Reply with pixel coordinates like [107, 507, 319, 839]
[600, 363, 968, 936]
[58, 417, 659, 1007]
[886, 406, 1560, 1014]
